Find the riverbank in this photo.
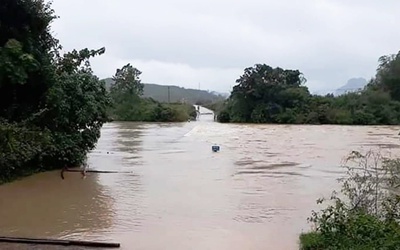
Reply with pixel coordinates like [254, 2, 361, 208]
[0, 122, 52, 185]
[0, 168, 41, 186]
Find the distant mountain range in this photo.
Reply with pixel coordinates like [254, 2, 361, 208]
[335, 78, 368, 96]
[103, 78, 227, 104]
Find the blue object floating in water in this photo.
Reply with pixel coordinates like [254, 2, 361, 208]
[212, 145, 220, 152]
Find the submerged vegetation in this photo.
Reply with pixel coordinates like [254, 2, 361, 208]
[213, 51, 400, 125]
[300, 151, 400, 250]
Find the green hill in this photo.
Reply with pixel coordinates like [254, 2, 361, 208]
[103, 78, 226, 104]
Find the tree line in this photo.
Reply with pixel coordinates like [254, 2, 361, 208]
[213, 52, 400, 125]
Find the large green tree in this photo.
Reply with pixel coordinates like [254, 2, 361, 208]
[40, 48, 111, 167]
[0, 0, 58, 122]
[0, 0, 110, 182]
[222, 64, 309, 123]
[109, 64, 144, 120]
[111, 63, 144, 96]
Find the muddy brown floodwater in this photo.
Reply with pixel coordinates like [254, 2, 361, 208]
[1, 107, 400, 250]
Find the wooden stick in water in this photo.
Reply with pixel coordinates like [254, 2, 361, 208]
[0, 236, 120, 248]
[65, 169, 133, 174]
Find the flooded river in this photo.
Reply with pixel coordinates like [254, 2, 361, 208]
[1, 107, 400, 249]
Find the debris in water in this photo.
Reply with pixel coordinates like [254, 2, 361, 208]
[212, 145, 220, 152]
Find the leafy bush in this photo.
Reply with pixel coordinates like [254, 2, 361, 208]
[0, 122, 51, 184]
[300, 151, 400, 250]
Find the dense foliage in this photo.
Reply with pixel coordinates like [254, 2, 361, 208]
[217, 52, 400, 125]
[0, 0, 110, 183]
[300, 151, 400, 250]
[108, 64, 197, 122]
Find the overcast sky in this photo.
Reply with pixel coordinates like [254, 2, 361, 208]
[51, 0, 400, 94]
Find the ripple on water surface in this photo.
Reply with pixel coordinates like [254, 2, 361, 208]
[1, 121, 400, 250]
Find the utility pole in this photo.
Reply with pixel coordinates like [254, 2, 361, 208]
[196, 82, 200, 104]
[167, 86, 170, 103]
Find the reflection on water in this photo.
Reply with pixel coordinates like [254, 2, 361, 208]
[1, 107, 400, 249]
[0, 172, 114, 241]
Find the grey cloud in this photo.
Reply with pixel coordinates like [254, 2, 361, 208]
[51, 0, 400, 93]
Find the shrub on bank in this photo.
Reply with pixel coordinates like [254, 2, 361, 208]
[300, 206, 400, 249]
[165, 103, 197, 122]
[0, 122, 50, 184]
[109, 97, 197, 122]
[300, 151, 400, 250]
